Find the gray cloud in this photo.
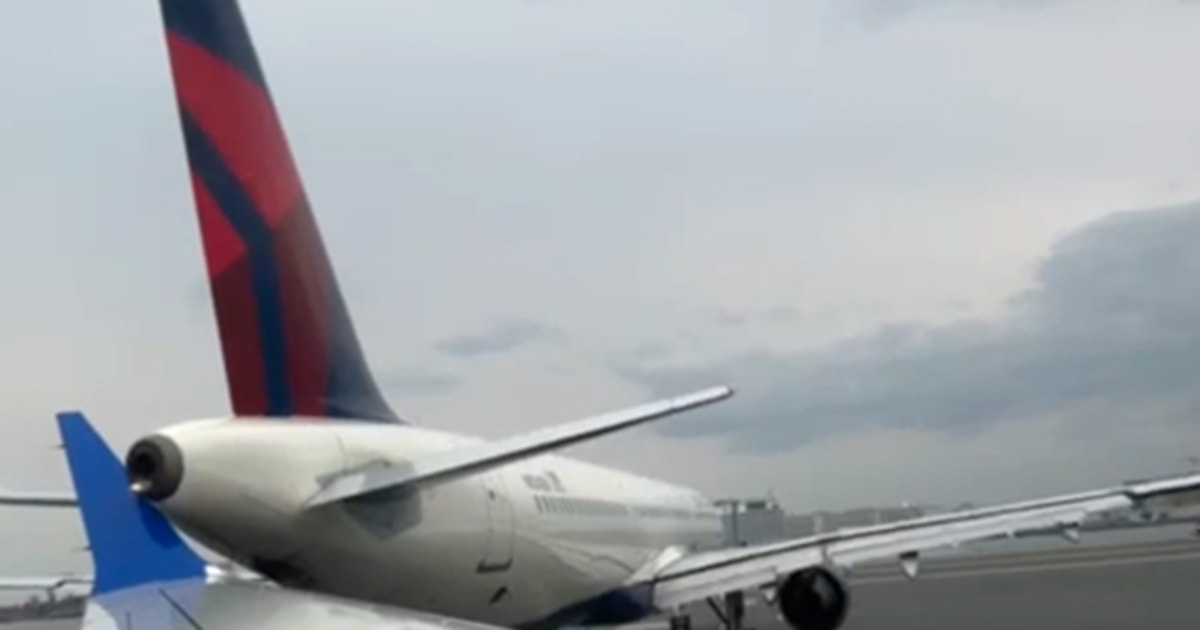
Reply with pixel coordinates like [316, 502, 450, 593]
[710, 310, 748, 327]
[843, 0, 1052, 26]
[615, 201, 1200, 453]
[708, 303, 885, 328]
[382, 369, 461, 396]
[434, 319, 562, 358]
[623, 343, 675, 362]
[845, 0, 1196, 25]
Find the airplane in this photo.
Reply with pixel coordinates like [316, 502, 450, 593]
[0, 410, 515, 630]
[4, 2, 1200, 630]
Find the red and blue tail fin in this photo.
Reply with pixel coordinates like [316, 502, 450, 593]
[157, 0, 400, 423]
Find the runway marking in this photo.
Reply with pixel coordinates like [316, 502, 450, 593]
[852, 549, 1200, 585]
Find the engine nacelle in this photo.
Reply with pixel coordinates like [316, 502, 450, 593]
[775, 567, 851, 630]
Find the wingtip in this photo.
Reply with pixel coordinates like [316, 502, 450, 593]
[681, 385, 735, 407]
[703, 385, 735, 402]
[54, 410, 87, 429]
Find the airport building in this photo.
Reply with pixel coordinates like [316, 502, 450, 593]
[714, 496, 787, 546]
[715, 495, 927, 546]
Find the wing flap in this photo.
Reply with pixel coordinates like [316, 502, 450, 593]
[305, 386, 734, 508]
[651, 472, 1200, 609]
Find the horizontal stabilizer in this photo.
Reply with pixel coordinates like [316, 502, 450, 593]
[0, 576, 89, 591]
[305, 385, 734, 508]
[0, 490, 78, 507]
[0, 564, 264, 594]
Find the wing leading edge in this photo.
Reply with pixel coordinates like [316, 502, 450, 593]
[649, 472, 1200, 609]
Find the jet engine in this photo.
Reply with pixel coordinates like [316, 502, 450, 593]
[775, 567, 851, 630]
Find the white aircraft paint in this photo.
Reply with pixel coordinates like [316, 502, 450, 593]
[150, 418, 726, 628]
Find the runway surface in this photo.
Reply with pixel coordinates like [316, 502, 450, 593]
[661, 532, 1200, 630]
[6, 526, 1200, 629]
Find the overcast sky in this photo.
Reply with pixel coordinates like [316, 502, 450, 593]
[0, 0, 1199, 578]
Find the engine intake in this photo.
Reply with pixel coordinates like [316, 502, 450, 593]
[125, 434, 185, 502]
[776, 567, 851, 630]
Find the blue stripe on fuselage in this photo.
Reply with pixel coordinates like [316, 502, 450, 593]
[515, 584, 658, 630]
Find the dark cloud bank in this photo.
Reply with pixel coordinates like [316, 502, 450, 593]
[435, 319, 561, 358]
[616, 201, 1200, 453]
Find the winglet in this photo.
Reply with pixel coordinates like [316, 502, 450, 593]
[56, 411, 206, 595]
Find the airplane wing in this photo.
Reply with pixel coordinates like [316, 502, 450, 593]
[304, 386, 734, 507]
[648, 472, 1200, 612]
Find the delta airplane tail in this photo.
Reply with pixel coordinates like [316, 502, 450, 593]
[160, 0, 398, 422]
[0, 0, 734, 516]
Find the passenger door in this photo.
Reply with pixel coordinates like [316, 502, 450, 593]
[478, 471, 515, 573]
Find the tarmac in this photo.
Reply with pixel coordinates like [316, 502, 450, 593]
[659, 529, 1200, 630]
[10, 526, 1200, 630]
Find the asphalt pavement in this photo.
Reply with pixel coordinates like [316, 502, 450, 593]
[663, 535, 1200, 630]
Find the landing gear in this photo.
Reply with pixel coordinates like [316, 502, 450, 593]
[705, 591, 746, 630]
[669, 590, 748, 630]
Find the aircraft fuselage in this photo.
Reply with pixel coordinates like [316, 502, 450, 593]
[148, 418, 724, 629]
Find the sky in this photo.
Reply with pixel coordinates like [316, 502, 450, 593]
[0, 0, 1199, 579]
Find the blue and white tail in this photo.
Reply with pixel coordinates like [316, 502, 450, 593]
[157, 0, 400, 422]
[57, 411, 207, 595]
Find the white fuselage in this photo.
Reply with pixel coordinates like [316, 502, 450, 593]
[151, 418, 725, 629]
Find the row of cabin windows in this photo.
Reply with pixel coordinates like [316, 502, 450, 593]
[535, 495, 628, 517]
[533, 494, 721, 521]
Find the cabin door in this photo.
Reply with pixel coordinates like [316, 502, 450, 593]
[478, 472, 515, 573]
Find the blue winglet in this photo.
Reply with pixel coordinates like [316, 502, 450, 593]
[56, 411, 206, 595]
